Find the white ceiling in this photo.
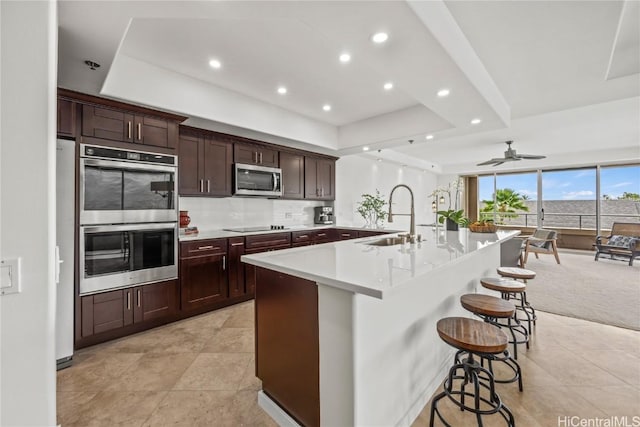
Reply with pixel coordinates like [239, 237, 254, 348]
[57, 0, 640, 174]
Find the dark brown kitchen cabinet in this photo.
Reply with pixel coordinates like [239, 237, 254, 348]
[244, 233, 291, 294]
[178, 130, 233, 197]
[79, 280, 178, 339]
[179, 239, 228, 312]
[82, 104, 178, 149]
[280, 152, 304, 199]
[57, 98, 76, 137]
[234, 142, 279, 167]
[304, 157, 335, 200]
[336, 229, 359, 240]
[228, 237, 247, 298]
[291, 229, 336, 247]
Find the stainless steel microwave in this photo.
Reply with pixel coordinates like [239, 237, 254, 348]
[234, 163, 282, 197]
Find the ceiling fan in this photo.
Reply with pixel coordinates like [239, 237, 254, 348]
[476, 141, 546, 167]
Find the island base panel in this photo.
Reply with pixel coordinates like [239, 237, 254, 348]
[255, 267, 320, 427]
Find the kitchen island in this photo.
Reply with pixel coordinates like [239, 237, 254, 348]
[242, 228, 520, 427]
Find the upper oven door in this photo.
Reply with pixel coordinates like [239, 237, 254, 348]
[234, 163, 282, 197]
[80, 158, 177, 225]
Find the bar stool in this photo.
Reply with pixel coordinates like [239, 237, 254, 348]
[496, 268, 537, 333]
[430, 317, 515, 427]
[481, 276, 535, 334]
[461, 293, 528, 361]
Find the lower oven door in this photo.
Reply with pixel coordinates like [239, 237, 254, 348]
[80, 222, 178, 295]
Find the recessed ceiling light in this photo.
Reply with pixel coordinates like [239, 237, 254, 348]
[209, 59, 222, 69]
[471, 118, 482, 125]
[372, 32, 389, 44]
[437, 88, 450, 97]
[425, 134, 434, 140]
[323, 104, 332, 112]
[377, 158, 382, 162]
[277, 86, 287, 95]
[339, 53, 351, 63]
[383, 82, 393, 90]
[363, 146, 370, 151]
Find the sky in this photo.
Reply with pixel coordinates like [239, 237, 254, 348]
[478, 165, 640, 202]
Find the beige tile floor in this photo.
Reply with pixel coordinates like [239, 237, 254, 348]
[58, 301, 640, 426]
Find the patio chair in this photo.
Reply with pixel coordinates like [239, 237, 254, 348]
[522, 229, 560, 266]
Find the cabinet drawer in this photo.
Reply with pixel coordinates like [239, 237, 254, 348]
[180, 238, 227, 258]
[245, 233, 291, 251]
[292, 231, 313, 244]
[337, 229, 359, 240]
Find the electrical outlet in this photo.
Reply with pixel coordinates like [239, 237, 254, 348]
[285, 212, 292, 219]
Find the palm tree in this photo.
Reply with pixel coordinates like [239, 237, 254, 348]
[481, 188, 529, 224]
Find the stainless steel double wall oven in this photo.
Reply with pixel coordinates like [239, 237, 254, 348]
[79, 144, 178, 295]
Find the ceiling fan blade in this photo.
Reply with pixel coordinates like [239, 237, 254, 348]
[491, 161, 505, 167]
[476, 158, 503, 166]
[516, 154, 546, 159]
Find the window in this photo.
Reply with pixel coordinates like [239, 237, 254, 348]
[600, 165, 640, 231]
[541, 168, 596, 229]
[478, 172, 537, 226]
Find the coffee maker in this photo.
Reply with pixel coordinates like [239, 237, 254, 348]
[314, 206, 334, 224]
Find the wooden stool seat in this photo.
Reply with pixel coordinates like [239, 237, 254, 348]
[436, 317, 508, 355]
[461, 294, 516, 318]
[480, 277, 526, 293]
[497, 266, 536, 280]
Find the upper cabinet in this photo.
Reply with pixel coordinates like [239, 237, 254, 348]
[305, 156, 335, 200]
[234, 142, 278, 167]
[178, 128, 233, 197]
[82, 104, 178, 149]
[280, 152, 304, 199]
[57, 98, 76, 138]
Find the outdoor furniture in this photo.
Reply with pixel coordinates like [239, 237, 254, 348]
[501, 237, 525, 267]
[595, 222, 640, 266]
[522, 229, 560, 266]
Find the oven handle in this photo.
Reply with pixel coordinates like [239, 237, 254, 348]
[81, 222, 177, 233]
[82, 158, 176, 173]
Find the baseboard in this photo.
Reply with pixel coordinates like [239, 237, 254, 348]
[257, 390, 301, 427]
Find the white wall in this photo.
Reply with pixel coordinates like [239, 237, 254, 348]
[335, 155, 439, 230]
[0, 1, 57, 425]
[178, 197, 330, 230]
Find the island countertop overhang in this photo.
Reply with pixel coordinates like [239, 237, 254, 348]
[242, 229, 520, 299]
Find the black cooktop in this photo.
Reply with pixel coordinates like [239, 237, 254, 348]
[223, 225, 289, 233]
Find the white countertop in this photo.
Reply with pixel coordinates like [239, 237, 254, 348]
[242, 228, 520, 299]
[179, 224, 400, 241]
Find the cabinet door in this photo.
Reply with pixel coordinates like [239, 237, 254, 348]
[337, 229, 359, 240]
[82, 104, 133, 143]
[134, 280, 179, 323]
[316, 159, 335, 200]
[180, 254, 228, 311]
[234, 143, 260, 165]
[80, 290, 128, 338]
[228, 237, 246, 298]
[304, 157, 319, 199]
[57, 98, 76, 137]
[257, 147, 279, 167]
[203, 137, 233, 196]
[281, 152, 304, 199]
[134, 115, 173, 148]
[178, 133, 204, 196]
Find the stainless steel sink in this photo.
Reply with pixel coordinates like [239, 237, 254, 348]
[363, 237, 406, 246]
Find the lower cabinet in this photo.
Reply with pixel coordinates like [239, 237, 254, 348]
[244, 232, 292, 294]
[79, 279, 178, 341]
[228, 237, 246, 298]
[179, 239, 228, 312]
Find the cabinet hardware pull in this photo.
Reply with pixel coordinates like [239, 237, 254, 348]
[198, 245, 214, 250]
[200, 179, 204, 193]
[317, 233, 326, 237]
[127, 121, 132, 139]
[137, 289, 141, 307]
[207, 179, 210, 193]
[321, 188, 324, 197]
[259, 152, 263, 164]
[222, 255, 226, 270]
[231, 242, 244, 246]
[126, 291, 131, 310]
[341, 233, 350, 237]
[137, 123, 142, 140]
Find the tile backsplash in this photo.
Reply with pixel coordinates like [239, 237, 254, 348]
[178, 197, 332, 230]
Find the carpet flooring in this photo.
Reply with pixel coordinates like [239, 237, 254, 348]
[523, 249, 640, 330]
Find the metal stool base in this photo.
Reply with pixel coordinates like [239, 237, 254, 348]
[430, 353, 516, 427]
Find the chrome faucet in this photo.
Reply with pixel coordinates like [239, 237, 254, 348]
[388, 184, 416, 240]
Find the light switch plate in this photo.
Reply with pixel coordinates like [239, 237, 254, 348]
[0, 257, 22, 295]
